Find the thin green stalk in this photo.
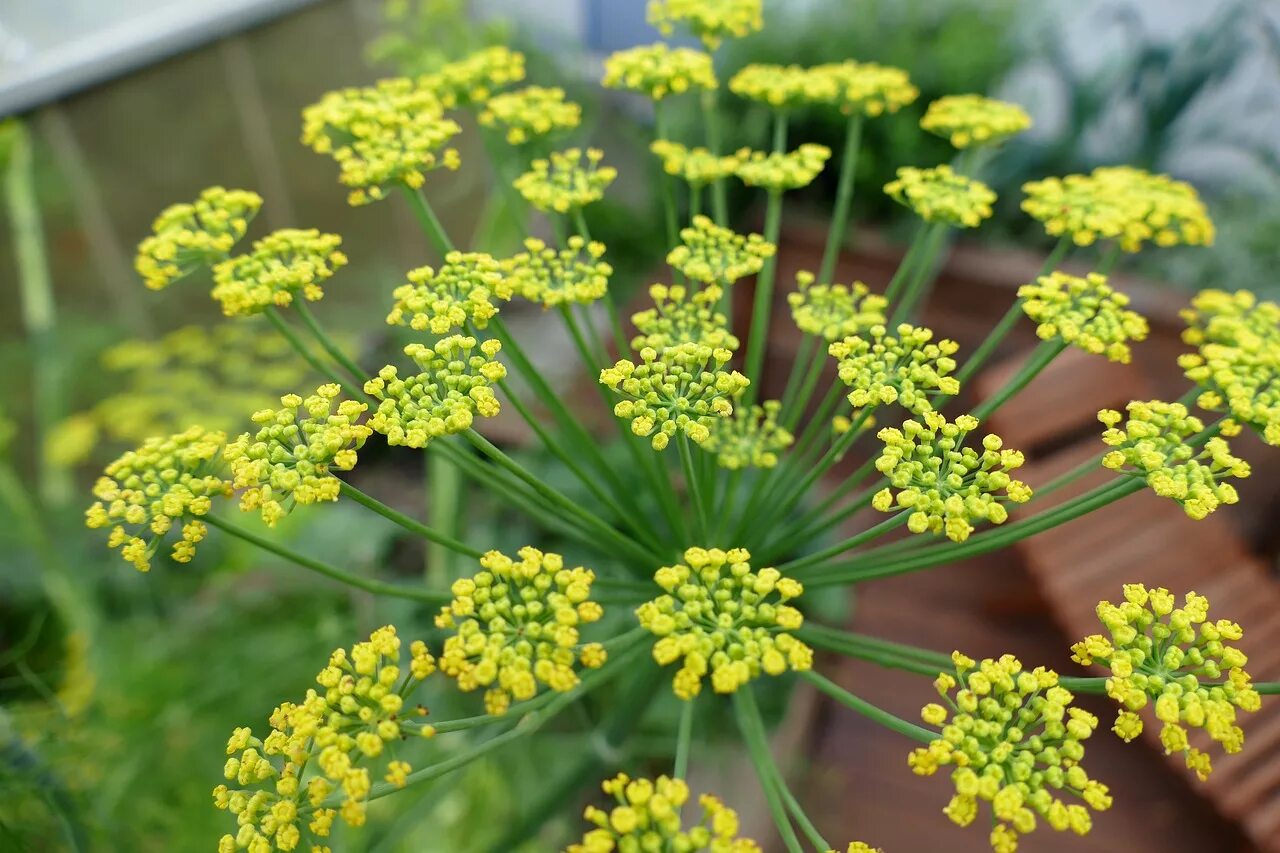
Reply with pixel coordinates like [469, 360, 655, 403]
[817, 114, 864, 285]
[426, 456, 462, 584]
[742, 113, 790, 405]
[337, 481, 481, 559]
[401, 185, 457, 255]
[571, 207, 630, 358]
[802, 670, 936, 743]
[678, 435, 711, 540]
[674, 697, 695, 779]
[798, 625, 950, 677]
[778, 334, 818, 418]
[888, 221, 947, 325]
[971, 339, 1067, 422]
[777, 772, 831, 853]
[881, 221, 931, 304]
[774, 406, 874, 515]
[701, 86, 729, 226]
[690, 185, 703, 222]
[732, 691, 804, 853]
[1096, 243, 1122, 275]
[782, 337, 829, 432]
[738, 688, 830, 851]
[717, 468, 745, 540]
[654, 103, 681, 250]
[762, 481, 879, 563]
[264, 308, 365, 400]
[295, 301, 366, 383]
[777, 513, 909, 574]
[204, 514, 449, 603]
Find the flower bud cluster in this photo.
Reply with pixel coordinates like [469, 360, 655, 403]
[602, 43, 717, 100]
[210, 229, 348, 317]
[667, 215, 776, 286]
[885, 165, 995, 228]
[728, 63, 838, 109]
[828, 324, 959, 415]
[650, 140, 742, 187]
[734, 143, 831, 192]
[479, 86, 581, 145]
[631, 283, 739, 352]
[420, 46, 525, 106]
[810, 60, 918, 117]
[703, 400, 794, 470]
[789, 271, 888, 341]
[647, 0, 764, 50]
[135, 186, 262, 290]
[500, 236, 612, 308]
[1018, 272, 1149, 364]
[920, 94, 1032, 149]
[514, 148, 616, 213]
[386, 251, 505, 334]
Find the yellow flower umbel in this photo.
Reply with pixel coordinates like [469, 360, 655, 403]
[1098, 401, 1249, 520]
[215, 625, 436, 851]
[436, 547, 606, 715]
[920, 94, 1032, 149]
[602, 43, 717, 100]
[650, 141, 743, 189]
[828, 324, 960, 416]
[1089, 166, 1215, 251]
[810, 60, 919, 117]
[386, 251, 506, 334]
[211, 229, 348, 317]
[223, 384, 371, 527]
[885, 165, 996, 228]
[421, 46, 526, 106]
[301, 78, 461, 206]
[1071, 584, 1261, 781]
[735, 144, 831, 192]
[666, 215, 776, 286]
[85, 426, 231, 572]
[478, 86, 581, 145]
[909, 653, 1111, 853]
[635, 547, 812, 699]
[826, 846, 881, 853]
[600, 343, 749, 450]
[567, 774, 761, 853]
[1018, 271, 1149, 364]
[647, 0, 764, 50]
[514, 148, 617, 214]
[728, 63, 837, 110]
[631, 283, 739, 352]
[1021, 173, 1146, 249]
[500, 237, 613, 308]
[703, 401, 794, 470]
[135, 187, 263, 290]
[364, 337, 507, 448]
[789, 271, 889, 341]
[873, 413, 1032, 543]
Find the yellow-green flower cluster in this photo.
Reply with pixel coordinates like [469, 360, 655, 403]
[667, 215, 776, 286]
[500, 236, 612, 308]
[909, 653, 1111, 853]
[1098, 401, 1248, 520]
[514, 148, 616, 213]
[827, 846, 881, 853]
[920, 94, 1032, 149]
[810, 60, 918, 118]
[631, 283, 739, 352]
[1072, 585, 1261, 781]
[215, 625, 436, 851]
[421, 46, 525, 106]
[650, 140, 742, 187]
[301, 78, 461, 206]
[386, 251, 505, 334]
[567, 774, 761, 853]
[885, 165, 996, 228]
[135, 187, 262, 290]
[647, 0, 763, 50]
[211, 229, 348, 317]
[1179, 289, 1280, 444]
[728, 63, 837, 109]
[872, 413, 1032, 543]
[703, 400, 793, 469]
[85, 427, 231, 572]
[478, 86, 581, 145]
[1017, 271, 1148, 364]
[223, 384, 371, 527]
[828, 324, 960, 415]
[602, 43, 717, 100]
[635, 547, 812, 699]
[600, 343, 749, 450]
[789, 271, 888, 341]
[435, 547, 606, 715]
[735, 144, 831, 192]
[364, 337, 506, 448]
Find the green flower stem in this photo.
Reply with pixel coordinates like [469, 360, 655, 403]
[776, 769, 831, 853]
[690, 185, 703, 222]
[742, 113, 790, 407]
[1096, 242, 1123, 275]
[424, 685, 567, 735]
[717, 467, 745, 540]
[777, 512, 910, 574]
[674, 696, 695, 779]
[732, 690, 805, 853]
[881, 221, 932, 304]
[427, 453, 462, 584]
[772, 406, 876, 517]
[572, 208, 631, 360]
[701, 86, 730, 227]
[798, 625, 950, 678]
[1021, 452, 1106, 508]
[779, 334, 818, 419]
[1056, 676, 1280, 695]
[337, 480, 482, 559]
[294, 301, 367, 384]
[401, 185, 457, 256]
[888, 221, 948, 326]
[801, 670, 937, 743]
[204, 513, 450, 603]
[818, 113, 865, 285]
[793, 455, 880, 528]
[678, 434, 711, 540]
[761, 481, 879, 563]
[971, 338, 1067, 422]
[654, 103, 681, 251]
[263, 307, 366, 401]
[782, 337, 832, 433]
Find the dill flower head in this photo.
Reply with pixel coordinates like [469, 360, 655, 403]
[631, 283, 739, 352]
[728, 63, 838, 110]
[1017, 271, 1149, 364]
[223, 384, 371, 527]
[1072, 584, 1261, 781]
[436, 546, 606, 715]
[599, 343, 749, 451]
[1021, 173, 1146, 249]
[1098, 401, 1248, 520]
[885, 165, 996, 228]
[364, 337, 507, 448]
[420, 46, 526, 106]
[136, 187, 263, 290]
[735, 144, 832, 192]
[635, 547, 812, 699]
[703, 400, 794, 469]
[920, 94, 1032, 149]
[478, 86, 581, 145]
[810, 60, 919, 118]
[568, 773, 761, 852]
[500, 236, 613, 308]
[667, 215, 776, 286]
[602, 43, 717, 100]
[85, 426, 231, 572]
[909, 653, 1111, 853]
[301, 78, 462, 206]
[650, 140, 742, 187]
[647, 0, 764, 50]
[215, 625, 436, 850]
[789, 271, 889, 341]
[829, 846, 881, 853]
[872, 413, 1032, 543]
[210, 229, 348, 317]
[386, 251, 506, 334]
[828, 323, 960, 415]
[1089, 166, 1215, 251]
[514, 148, 617, 214]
